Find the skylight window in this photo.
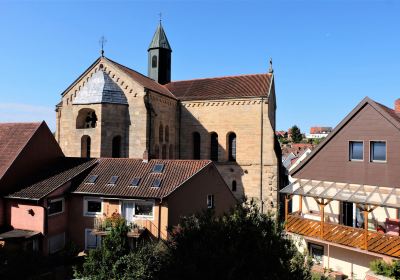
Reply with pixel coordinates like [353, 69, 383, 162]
[87, 175, 98, 184]
[130, 178, 141, 187]
[108, 176, 119, 185]
[152, 164, 165, 173]
[152, 178, 162, 188]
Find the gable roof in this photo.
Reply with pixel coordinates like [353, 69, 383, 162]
[73, 158, 211, 199]
[0, 122, 42, 180]
[104, 58, 176, 99]
[6, 158, 98, 200]
[148, 22, 172, 51]
[290, 97, 400, 176]
[165, 73, 272, 101]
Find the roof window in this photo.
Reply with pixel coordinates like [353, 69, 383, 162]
[152, 164, 165, 173]
[152, 178, 162, 188]
[86, 175, 98, 184]
[130, 178, 141, 187]
[108, 176, 119, 185]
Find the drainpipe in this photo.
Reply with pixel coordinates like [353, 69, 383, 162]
[178, 101, 181, 159]
[260, 97, 264, 213]
[158, 198, 162, 240]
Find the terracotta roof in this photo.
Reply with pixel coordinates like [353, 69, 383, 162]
[165, 73, 272, 101]
[0, 122, 42, 180]
[73, 158, 211, 199]
[105, 58, 176, 99]
[7, 158, 98, 200]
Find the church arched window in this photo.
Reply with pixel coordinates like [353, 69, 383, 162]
[232, 180, 237, 192]
[169, 144, 174, 159]
[76, 109, 97, 129]
[210, 132, 219, 161]
[81, 135, 91, 158]
[159, 124, 164, 143]
[228, 132, 237, 162]
[112, 136, 121, 158]
[165, 125, 169, 142]
[154, 145, 160, 159]
[193, 132, 201, 159]
[162, 144, 167, 159]
[152, 55, 157, 68]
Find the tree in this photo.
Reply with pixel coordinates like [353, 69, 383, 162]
[291, 125, 303, 143]
[159, 200, 311, 280]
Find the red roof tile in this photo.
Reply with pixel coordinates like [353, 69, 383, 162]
[165, 73, 272, 101]
[105, 58, 177, 100]
[73, 158, 211, 199]
[7, 158, 98, 200]
[0, 122, 42, 180]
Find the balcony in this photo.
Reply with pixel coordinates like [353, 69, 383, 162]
[286, 213, 400, 258]
[92, 217, 147, 238]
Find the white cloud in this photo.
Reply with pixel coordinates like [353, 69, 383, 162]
[0, 103, 55, 131]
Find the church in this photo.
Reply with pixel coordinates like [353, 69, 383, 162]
[55, 22, 282, 212]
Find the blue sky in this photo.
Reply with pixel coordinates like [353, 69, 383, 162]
[0, 0, 399, 132]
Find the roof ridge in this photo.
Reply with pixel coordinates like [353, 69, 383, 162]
[0, 122, 42, 126]
[167, 73, 271, 84]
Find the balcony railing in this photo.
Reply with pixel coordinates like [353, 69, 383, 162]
[93, 217, 146, 238]
[286, 213, 400, 258]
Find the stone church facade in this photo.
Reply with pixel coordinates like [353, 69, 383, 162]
[55, 23, 282, 212]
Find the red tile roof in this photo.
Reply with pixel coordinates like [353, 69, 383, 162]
[7, 158, 98, 200]
[165, 73, 272, 101]
[73, 158, 211, 199]
[0, 122, 42, 180]
[105, 58, 177, 100]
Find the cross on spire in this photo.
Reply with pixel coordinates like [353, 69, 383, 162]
[158, 12, 162, 23]
[268, 57, 274, 74]
[99, 36, 107, 57]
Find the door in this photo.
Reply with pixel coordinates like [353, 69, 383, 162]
[341, 202, 353, 227]
[122, 201, 135, 224]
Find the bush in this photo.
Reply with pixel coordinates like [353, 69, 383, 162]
[370, 259, 400, 279]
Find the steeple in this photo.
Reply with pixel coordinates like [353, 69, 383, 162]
[148, 21, 172, 85]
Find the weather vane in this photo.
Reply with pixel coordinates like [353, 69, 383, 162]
[158, 12, 162, 23]
[268, 57, 274, 74]
[99, 36, 107, 57]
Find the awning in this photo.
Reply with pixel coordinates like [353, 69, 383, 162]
[280, 179, 400, 208]
[0, 229, 41, 240]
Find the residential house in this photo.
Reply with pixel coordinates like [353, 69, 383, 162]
[281, 97, 400, 279]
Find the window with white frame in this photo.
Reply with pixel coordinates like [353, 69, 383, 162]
[84, 197, 102, 217]
[85, 228, 101, 250]
[48, 198, 64, 216]
[48, 232, 65, 254]
[122, 200, 154, 222]
[370, 141, 386, 162]
[207, 194, 214, 209]
[349, 141, 363, 161]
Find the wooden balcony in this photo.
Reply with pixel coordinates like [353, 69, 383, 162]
[286, 214, 400, 258]
[92, 217, 146, 238]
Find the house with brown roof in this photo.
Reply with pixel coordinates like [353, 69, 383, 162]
[55, 22, 283, 213]
[0, 122, 236, 255]
[280, 97, 400, 278]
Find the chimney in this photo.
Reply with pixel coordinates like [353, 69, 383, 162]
[395, 99, 400, 113]
[143, 150, 149, 163]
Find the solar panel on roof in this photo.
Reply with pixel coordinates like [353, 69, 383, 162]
[152, 178, 162, 188]
[152, 164, 164, 173]
[87, 175, 98, 184]
[108, 176, 119, 185]
[130, 178, 141, 187]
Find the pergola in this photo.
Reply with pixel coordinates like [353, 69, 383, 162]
[280, 179, 400, 254]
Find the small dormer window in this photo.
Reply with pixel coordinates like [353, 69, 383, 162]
[87, 175, 98, 184]
[108, 176, 119, 185]
[130, 178, 141, 187]
[152, 164, 164, 173]
[152, 178, 162, 188]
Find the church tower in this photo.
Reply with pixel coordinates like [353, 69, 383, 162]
[148, 22, 172, 85]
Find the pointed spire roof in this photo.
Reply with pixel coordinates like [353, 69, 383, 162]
[148, 22, 172, 51]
